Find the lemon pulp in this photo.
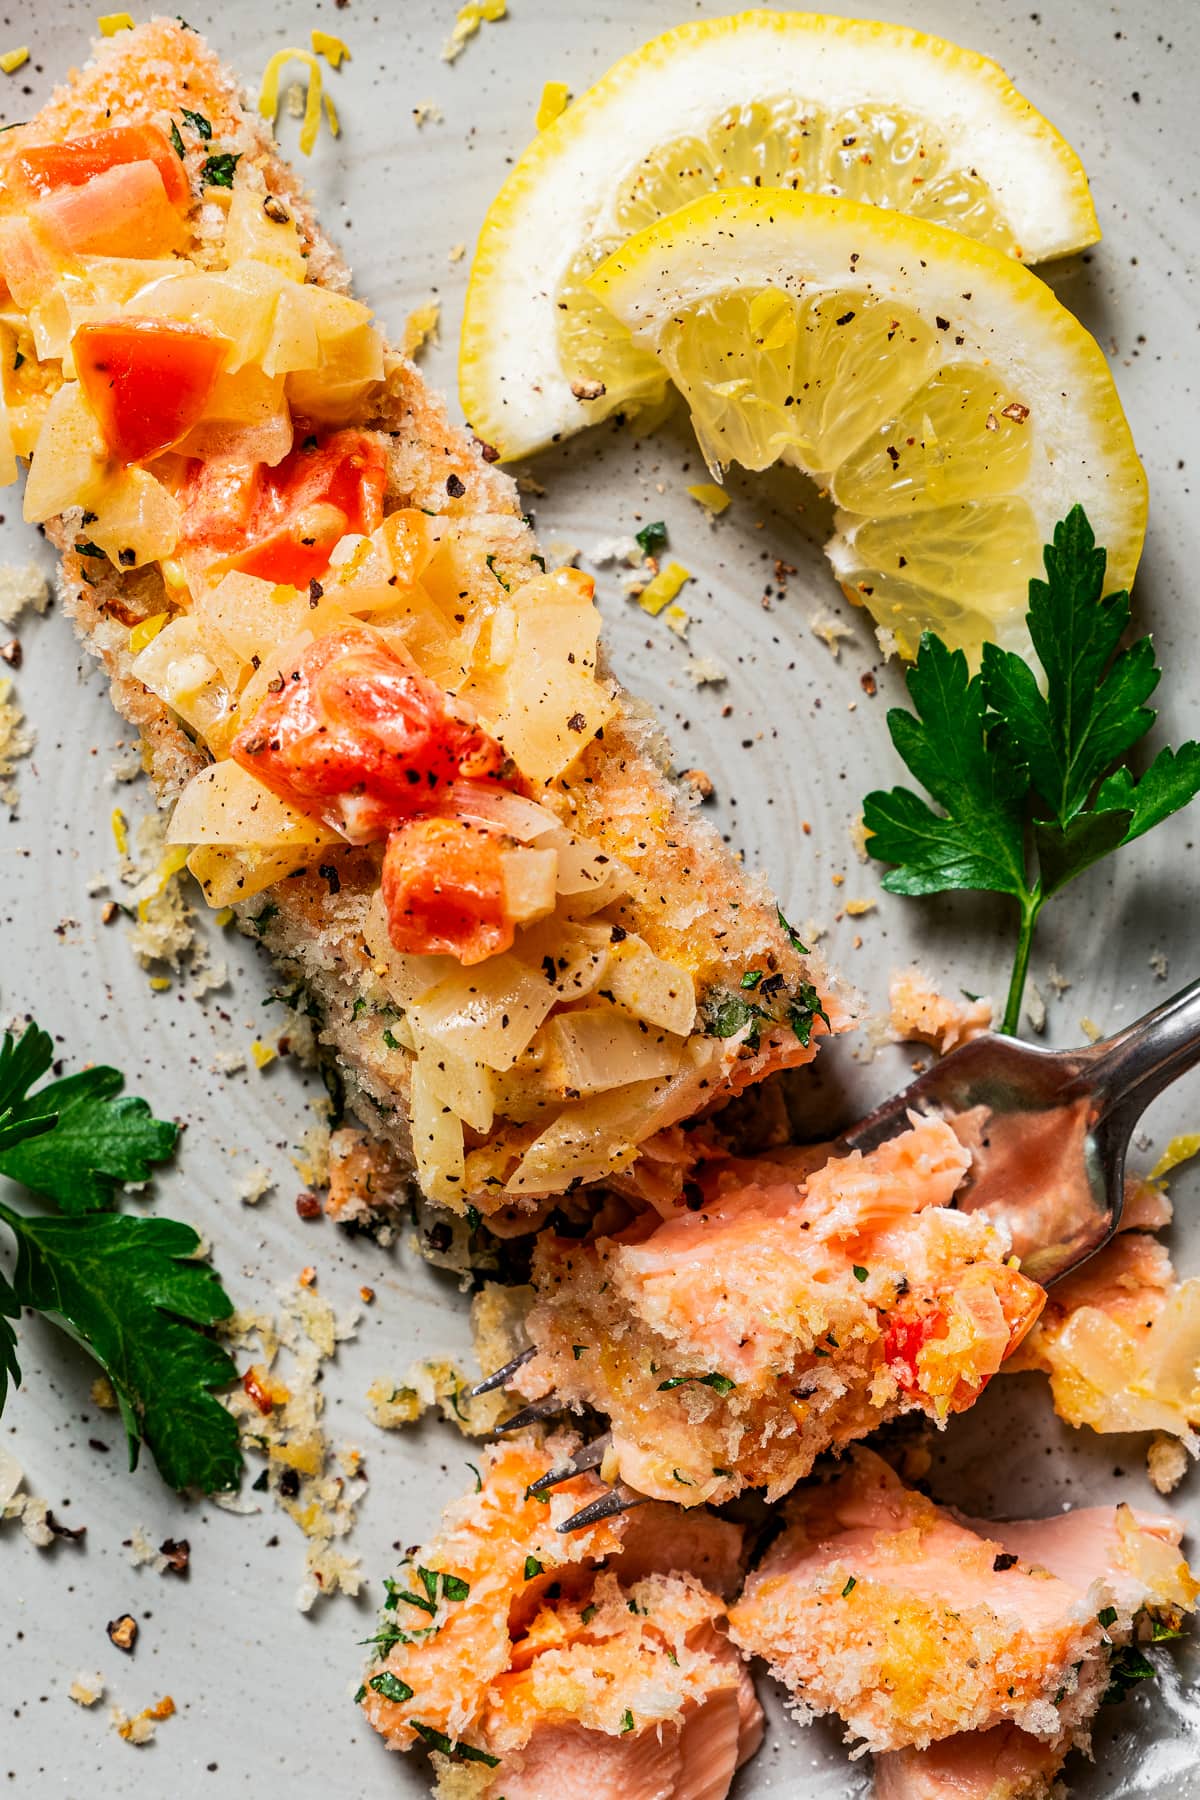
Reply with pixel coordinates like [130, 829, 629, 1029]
[556, 97, 1018, 416]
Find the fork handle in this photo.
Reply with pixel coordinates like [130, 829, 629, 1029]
[1081, 976, 1200, 1125]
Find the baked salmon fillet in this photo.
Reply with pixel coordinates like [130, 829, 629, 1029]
[510, 1114, 1043, 1503]
[358, 1432, 762, 1798]
[728, 1447, 1196, 1760]
[1, 18, 837, 1212]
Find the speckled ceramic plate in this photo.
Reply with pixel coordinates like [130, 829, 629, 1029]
[2, 3, 1199, 1795]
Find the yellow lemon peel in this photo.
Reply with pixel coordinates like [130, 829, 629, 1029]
[536, 80, 570, 131]
[687, 482, 731, 516]
[310, 28, 350, 68]
[97, 13, 134, 36]
[637, 560, 691, 617]
[128, 612, 169, 656]
[0, 46, 29, 74]
[259, 48, 339, 155]
[403, 301, 441, 359]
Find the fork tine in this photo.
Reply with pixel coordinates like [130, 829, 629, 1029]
[528, 1433, 611, 1495]
[466, 1344, 537, 1399]
[495, 1396, 565, 1433]
[557, 1484, 647, 1533]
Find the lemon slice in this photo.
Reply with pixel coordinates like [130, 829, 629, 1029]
[587, 189, 1145, 664]
[459, 10, 1099, 461]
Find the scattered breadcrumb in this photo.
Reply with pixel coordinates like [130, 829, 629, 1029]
[1150, 948, 1169, 981]
[211, 1049, 248, 1077]
[0, 676, 32, 807]
[843, 898, 875, 918]
[443, 0, 506, 63]
[236, 1165, 275, 1207]
[1147, 1432, 1189, 1496]
[810, 608, 855, 657]
[123, 812, 197, 971]
[91, 1375, 117, 1410]
[664, 603, 689, 637]
[412, 98, 443, 127]
[545, 536, 581, 566]
[219, 1281, 364, 1610]
[889, 967, 993, 1056]
[293, 1117, 333, 1189]
[1025, 977, 1047, 1035]
[0, 562, 48, 625]
[69, 1672, 105, 1708]
[403, 300, 441, 359]
[847, 813, 871, 864]
[1, 1454, 55, 1548]
[367, 1284, 530, 1435]
[684, 655, 727, 687]
[108, 742, 143, 783]
[588, 534, 642, 568]
[448, 240, 466, 262]
[1047, 964, 1072, 997]
[1080, 1016, 1103, 1044]
[112, 1696, 174, 1746]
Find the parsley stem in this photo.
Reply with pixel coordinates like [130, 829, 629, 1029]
[1002, 885, 1043, 1036]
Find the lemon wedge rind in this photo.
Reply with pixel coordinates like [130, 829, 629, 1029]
[587, 188, 1145, 664]
[460, 9, 1099, 460]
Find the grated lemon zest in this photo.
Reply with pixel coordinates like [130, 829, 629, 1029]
[310, 28, 350, 67]
[149, 977, 172, 992]
[214, 906, 235, 928]
[637, 560, 691, 617]
[111, 807, 129, 857]
[128, 612, 169, 656]
[259, 49, 329, 156]
[136, 846, 190, 921]
[97, 13, 134, 35]
[0, 46, 28, 74]
[403, 301, 440, 359]
[1149, 1133, 1200, 1186]
[687, 482, 731, 515]
[536, 80, 570, 131]
[443, 0, 507, 63]
[251, 1039, 277, 1070]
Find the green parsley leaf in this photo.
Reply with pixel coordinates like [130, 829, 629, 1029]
[788, 982, 830, 1048]
[523, 1555, 543, 1580]
[0, 1269, 20, 1413]
[369, 1672, 414, 1704]
[581, 1603, 597, 1624]
[168, 119, 186, 159]
[1151, 1617, 1184, 1642]
[852, 1265, 868, 1283]
[485, 553, 510, 592]
[656, 1371, 736, 1395]
[572, 1343, 587, 1360]
[410, 1722, 499, 1767]
[180, 107, 212, 140]
[466, 1461, 482, 1493]
[0, 1024, 59, 1153]
[740, 970, 763, 990]
[200, 152, 240, 189]
[250, 901, 279, 936]
[382, 1028, 401, 1051]
[620, 1709, 635, 1734]
[417, 1566, 440, 1604]
[0, 1206, 239, 1490]
[635, 521, 667, 557]
[1098, 1605, 1118, 1629]
[842, 1576, 857, 1597]
[775, 906, 809, 955]
[703, 991, 766, 1044]
[441, 1573, 470, 1602]
[863, 507, 1200, 1033]
[1103, 1644, 1157, 1703]
[0, 1057, 178, 1213]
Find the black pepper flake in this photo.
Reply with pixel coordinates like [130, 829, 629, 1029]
[935, 315, 950, 330]
[118, 547, 137, 567]
[277, 1468, 301, 1499]
[993, 1552, 1019, 1572]
[446, 472, 466, 498]
[318, 863, 341, 895]
[159, 1536, 190, 1575]
[566, 711, 587, 732]
[308, 578, 324, 605]
[835, 310, 855, 326]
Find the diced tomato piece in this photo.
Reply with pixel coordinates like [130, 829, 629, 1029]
[241, 1366, 276, 1417]
[181, 429, 389, 588]
[74, 318, 227, 464]
[231, 626, 516, 842]
[12, 124, 191, 211]
[882, 1310, 946, 1394]
[382, 815, 514, 965]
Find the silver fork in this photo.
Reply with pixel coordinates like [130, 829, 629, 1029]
[470, 979, 1200, 1530]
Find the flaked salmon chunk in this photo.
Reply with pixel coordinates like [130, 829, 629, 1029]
[358, 1433, 760, 1799]
[517, 1115, 1043, 1504]
[728, 1446, 1196, 1761]
[1007, 1228, 1200, 1461]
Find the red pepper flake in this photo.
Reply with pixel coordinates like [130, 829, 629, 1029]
[298, 1264, 317, 1288]
[1000, 401, 1030, 423]
[242, 1366, 275, 1416]
[859, 672, 877, 697]
[0, 638, 21, 668]
[295, 1192, 322, 1219]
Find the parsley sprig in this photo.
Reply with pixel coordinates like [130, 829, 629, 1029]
[864, 508, 1200, 1033]
[0, 1023, 241, 1492]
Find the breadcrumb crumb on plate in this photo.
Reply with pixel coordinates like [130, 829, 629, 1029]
[889, 967, 993, 1055]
